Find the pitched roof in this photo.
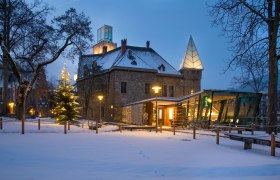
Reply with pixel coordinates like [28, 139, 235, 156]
[78, 46, 181, 78]
[180, 35, 203, 70]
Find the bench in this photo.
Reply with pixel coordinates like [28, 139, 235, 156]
[225, 133, 279, 156]
[122, 125, 156, 132]
[215, 125, 254, 135]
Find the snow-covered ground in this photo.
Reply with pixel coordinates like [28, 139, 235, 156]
[0, 118, 280, 180]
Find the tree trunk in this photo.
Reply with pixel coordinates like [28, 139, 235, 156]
[267, 0, 279, 134]
[2, 58, 9, 115]
[18, 96, 26, 134]
[2, 0, 11, 116]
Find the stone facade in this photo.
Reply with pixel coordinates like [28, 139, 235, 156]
[77, 36, 203, 122]
[77, 60, 202, 122]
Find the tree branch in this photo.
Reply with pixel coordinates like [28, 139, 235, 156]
[240, 0, 268, 23]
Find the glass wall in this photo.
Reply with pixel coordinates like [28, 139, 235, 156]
[181, 90, 262, 126]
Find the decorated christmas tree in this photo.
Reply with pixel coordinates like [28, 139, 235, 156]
[51, 64, 80, 133]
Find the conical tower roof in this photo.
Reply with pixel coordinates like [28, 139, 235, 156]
[180, 35, 203, 70]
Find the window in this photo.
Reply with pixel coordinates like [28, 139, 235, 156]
[121, 82, 127, 93]
[162, 85, 167, 97]
[169, 86, 174, 97]
[145, 83, 150, 94]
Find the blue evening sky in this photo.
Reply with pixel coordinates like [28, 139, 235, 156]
[46, 0, 237, 89]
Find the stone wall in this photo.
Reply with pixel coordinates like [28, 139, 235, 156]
[77, 68, 202, 122]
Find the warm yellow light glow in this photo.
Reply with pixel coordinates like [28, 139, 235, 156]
[158, 109, 163, 119]
[97, 95, 104, 101]
[152, 86, 161, 94]
[93, 42, 117, 54]
[110, 105, 114, 109]
[169, 108, 173, 120]
[29, 108, 35, 116]
[207, 98, 212, 103]
[8, 102, 15, 114]
[73, 74, 78, 81]
[191, 89, 194, 94]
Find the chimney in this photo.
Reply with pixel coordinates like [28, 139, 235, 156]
[121, 39, 127, 55]
[146, 41, 150, 48]
[102, 46, 108, 54]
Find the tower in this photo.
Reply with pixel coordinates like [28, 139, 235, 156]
[92, 25, 117, 54]
[180, 35, 203, 94]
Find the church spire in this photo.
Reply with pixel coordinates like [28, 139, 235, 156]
[180, 35, 203, 70]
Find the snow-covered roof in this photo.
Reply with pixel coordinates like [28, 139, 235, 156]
[78, 46, 181, 78]
[180, 35, 203, 70]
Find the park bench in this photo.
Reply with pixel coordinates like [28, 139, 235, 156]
[225, 133, 280, 156]
[214, 125, 254, 135]
[122, 125, 156, 132]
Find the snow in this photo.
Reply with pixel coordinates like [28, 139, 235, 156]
[0, 117, 280, 180]
[78, 46, 181, 79]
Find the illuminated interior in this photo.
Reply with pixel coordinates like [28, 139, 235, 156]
[93, 42, 117, 54]
[8, 102, 15, 114]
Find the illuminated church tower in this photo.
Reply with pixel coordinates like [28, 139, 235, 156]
[180, 35, 203, 94]
[92, 25, 117, 54]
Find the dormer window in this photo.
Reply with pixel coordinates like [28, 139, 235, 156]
[158, 64, 165, 71]
[127, 50, 137, 65]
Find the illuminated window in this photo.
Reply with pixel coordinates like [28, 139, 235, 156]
[169, 108, 173, 120]
[158, 109, 163, 119]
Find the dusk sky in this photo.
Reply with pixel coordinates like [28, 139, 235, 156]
[47, 0, 236, 89]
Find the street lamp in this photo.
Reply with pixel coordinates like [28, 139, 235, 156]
[152, 85, 161, 132]
[97, 95, 104, 134]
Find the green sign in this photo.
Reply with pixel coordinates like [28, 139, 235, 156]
[202, 95, 211, 108]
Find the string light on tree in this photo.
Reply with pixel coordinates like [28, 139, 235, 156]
[51, 64, 80, 134]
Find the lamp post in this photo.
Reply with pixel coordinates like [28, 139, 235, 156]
[152, 86, 161, 133]
[97, 95, 104, 134]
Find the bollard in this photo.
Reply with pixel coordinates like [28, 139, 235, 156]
[68, 122, 70, 130]
[96, 122, 98, 134]
[173, 125, 176, 135]
[0, 117, 2, 130]
[216, 128, 220, 144]
[160, 123, 162, 133]
[82, 123, 84, 128]
[193, 126, 196, 139]
[119, 125, 122, 133]
[38, 118, 40, 130]
[271, 132, 276, 156]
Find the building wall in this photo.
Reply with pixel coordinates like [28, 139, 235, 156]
[180, 69, 202, 94]
[77, 68, 201, 122]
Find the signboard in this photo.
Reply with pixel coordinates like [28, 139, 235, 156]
[202, 95, 211, 108]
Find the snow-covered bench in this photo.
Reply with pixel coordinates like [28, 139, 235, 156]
[215, 125, 254, 135]
[122, 125, 156, 132]
[225, 133, 279, 156]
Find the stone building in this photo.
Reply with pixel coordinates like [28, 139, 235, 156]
[77, 26, 203, 122]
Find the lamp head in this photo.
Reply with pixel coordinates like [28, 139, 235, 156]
[152, 86, 161, 94]
[97, 95, 104, 101]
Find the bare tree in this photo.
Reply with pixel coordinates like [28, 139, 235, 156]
[0, 0, 52, 115]
[209, 0, 280, 133]
[0, 1, 93, 134]
[232, 47, 268, 92]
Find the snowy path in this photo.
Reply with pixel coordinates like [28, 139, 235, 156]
[0, 119, 280, 179]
